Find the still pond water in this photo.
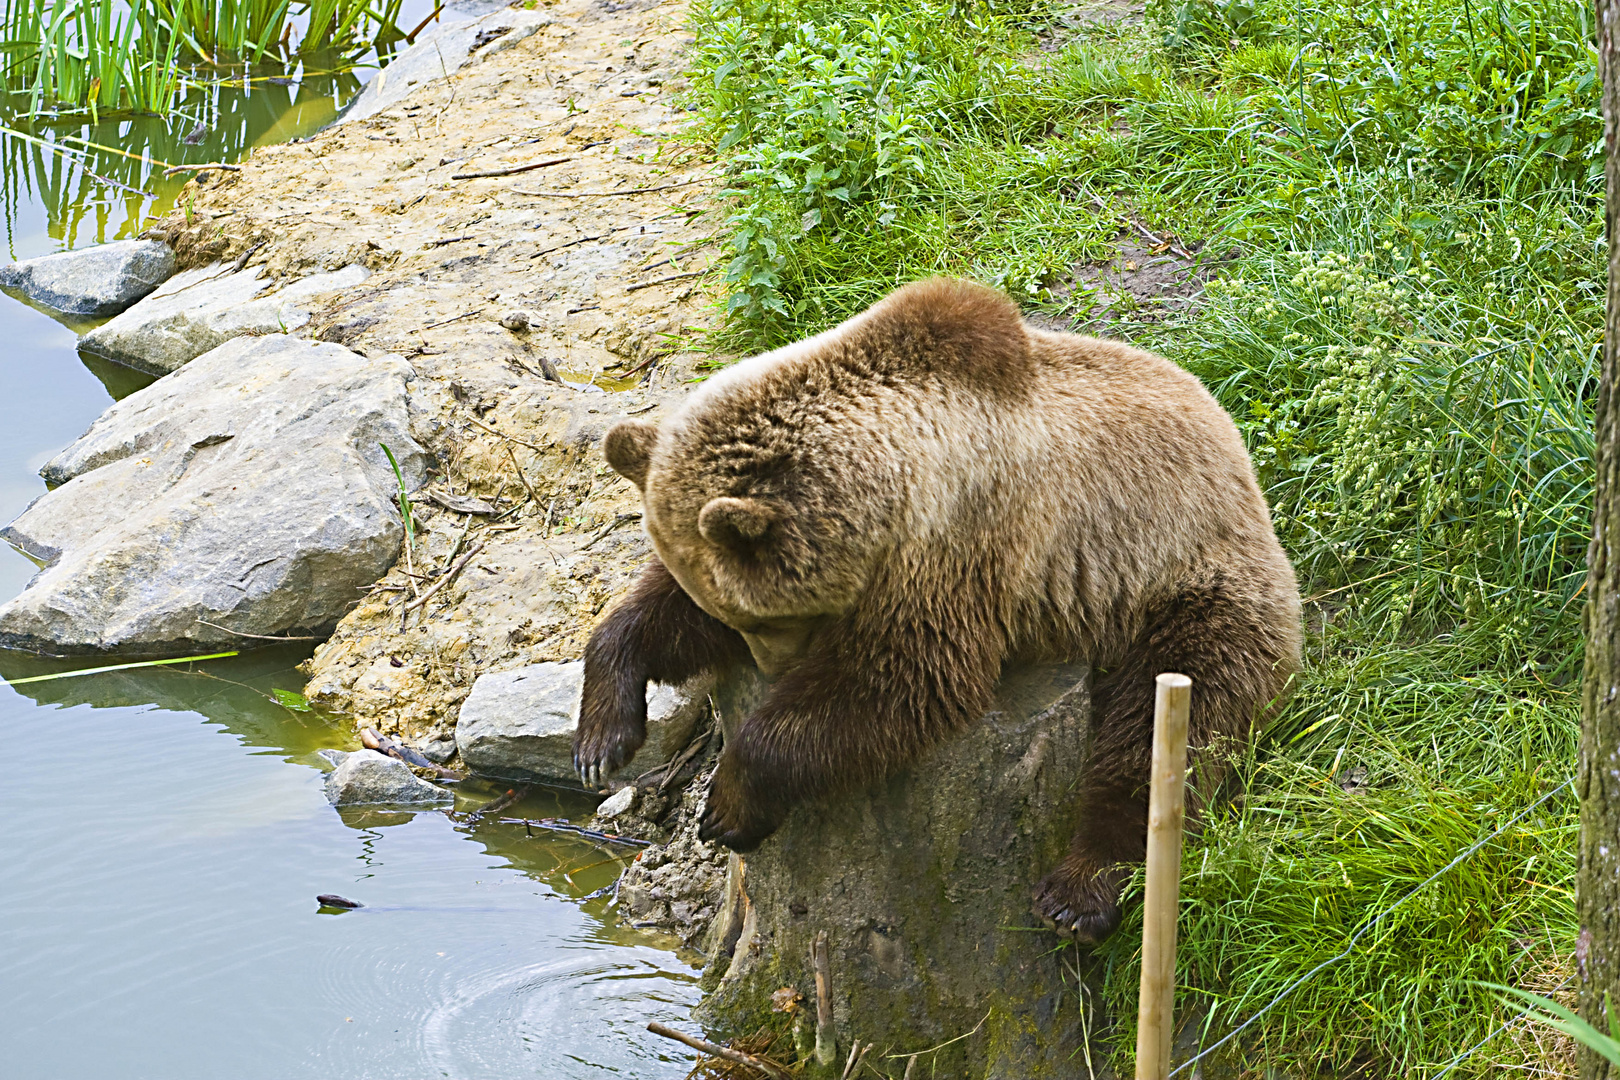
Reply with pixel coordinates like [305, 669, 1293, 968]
[0, 28, 700, 1080]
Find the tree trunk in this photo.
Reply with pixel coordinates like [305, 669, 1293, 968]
[695, 663, 1101, 1079]
[1585, 1, 1620, 1074]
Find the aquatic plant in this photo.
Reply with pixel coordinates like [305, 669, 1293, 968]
[0, 0, 408, 115]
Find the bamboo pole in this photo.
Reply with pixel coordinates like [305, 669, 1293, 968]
[1135, 672, 1193, 1080]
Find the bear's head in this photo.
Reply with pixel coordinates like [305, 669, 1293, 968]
[602, 399, 896, 675]
[601, 277, 1030, 676]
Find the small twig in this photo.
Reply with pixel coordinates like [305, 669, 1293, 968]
[497, 816, 652, 847]
[579, 512, 641, 551]
[360, 726, 463, 780]
[466, 784, 528, 822]
[625, 270, 705, 293]
[610, 352, 661, 382]
[812, 931, 836, 1067]
[530, 223, 639, 260]
[1128, 218, 1195, 260]
[645, 1022, 793, 1080]
[195, 619, 318, 642]
[452, 156, 572, 180]
[403, 542, 485, 614]
[230, 240, 266, 274]
[162, 162, 242, 176]
[505, 443, 539, 505]
[418, 308, 484, 332]
[841, 1041, 871, 1080]
[464, 413, 550, 453]
[424, 235, 474, 248]
[510, 175, 717, 199]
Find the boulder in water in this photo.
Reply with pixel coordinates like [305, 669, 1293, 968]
[325, 749, 452, 806]
[0, 334, 425, 654]
[0, 239, 176, 318]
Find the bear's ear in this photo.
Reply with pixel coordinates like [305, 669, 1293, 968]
[698, 496, 779, 551]
[603, 420, 658, 487]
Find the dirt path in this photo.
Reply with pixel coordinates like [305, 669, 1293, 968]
[158, 0, 720, 746]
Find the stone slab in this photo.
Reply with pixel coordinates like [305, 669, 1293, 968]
[78, 262, 368, 375]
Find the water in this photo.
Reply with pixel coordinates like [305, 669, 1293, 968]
[0, 27, 702, 1080]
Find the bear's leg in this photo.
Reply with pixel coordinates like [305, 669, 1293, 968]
[697, 594, 1003, 851]
[575, 557, 753, 786]
[1034, 569, 1298, 943]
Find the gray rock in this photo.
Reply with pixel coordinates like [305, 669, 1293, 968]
[0, 240, 175, 318]
[456, 660, 711, 784]
[341, 4, 553, 125]
[596, 785, 636, 820]
[418, 734, 458, 764]
[78, 262, 369, 375]
[325, 749, 452, 806]
[0, 334, 426, 654]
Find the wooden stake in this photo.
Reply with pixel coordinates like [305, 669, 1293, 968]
[1135, 672, 1192, 1080]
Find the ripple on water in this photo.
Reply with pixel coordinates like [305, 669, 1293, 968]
[413, 948, 701, 1076]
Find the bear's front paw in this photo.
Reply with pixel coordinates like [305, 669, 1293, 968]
[573, 695, 646, 790]
[1033, 858, 1128, 945]
[696, 758, 782, 852]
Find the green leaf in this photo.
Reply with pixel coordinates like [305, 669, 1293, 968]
[272, 688, 313, 712]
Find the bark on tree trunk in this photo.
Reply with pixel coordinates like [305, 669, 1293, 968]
[1585, 1, 1620, 1074]
[695, 663, 1099, 1079]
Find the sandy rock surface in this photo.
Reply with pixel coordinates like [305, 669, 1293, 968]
[143, 0, 724, 745]
[0, 335, 423, 654]
[0, 239, 175, 318]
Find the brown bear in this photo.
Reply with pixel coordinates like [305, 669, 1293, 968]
[574, 278, 1302, 942]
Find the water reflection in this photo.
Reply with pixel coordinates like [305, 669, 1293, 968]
[0, 647, 700, 1079]
[0, 64, 359, 256]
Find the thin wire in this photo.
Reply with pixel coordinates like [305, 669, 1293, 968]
[1431, 974, 1576, 1079]
[1170, 774, 1575, 1076]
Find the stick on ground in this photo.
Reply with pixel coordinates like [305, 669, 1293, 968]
[644, 1021, 793, 1080]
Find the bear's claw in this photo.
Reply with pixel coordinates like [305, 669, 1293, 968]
[1032, 861, 1126, 945]
[572, 709, 644, 791]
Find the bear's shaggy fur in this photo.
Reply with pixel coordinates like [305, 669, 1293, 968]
[575, 278, 1301, 942]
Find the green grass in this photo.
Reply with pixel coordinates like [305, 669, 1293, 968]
[685, 0, 1595, 1073]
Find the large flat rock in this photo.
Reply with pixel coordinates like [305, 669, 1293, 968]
[78, 262, 368, 375]
[340, 3, 553, 125]
[0, 239, 175, 318]
[456, 660, 711, 784]
[0, 334, 425, 655]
